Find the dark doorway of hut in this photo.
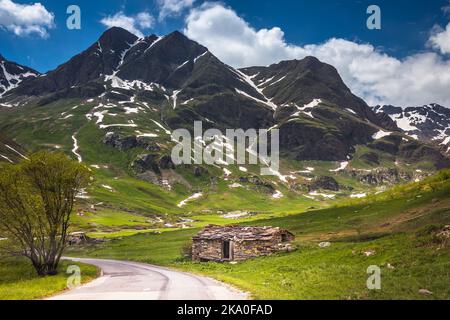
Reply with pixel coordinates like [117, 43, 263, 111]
[222, 240, 232, 260]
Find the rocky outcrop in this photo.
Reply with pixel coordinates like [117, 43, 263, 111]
[103, 132, 159, 152]
[193, 166, 209, 177]
[349, 168, 418, 185]
[360, 152, 380, 165]
[309, 176, 340, 191]
[159, 155, 175, 170]
[133, 154, 162, 174]
[368, 135, 402, 155]
[350, 167, 432, 185]
[239, 176, 275, 193]
[366, 133, 450, 170]
[132, 153, 176, 174]
[398, 142, 450, 170]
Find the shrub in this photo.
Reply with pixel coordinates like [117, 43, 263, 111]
[180, 242, 193, 261]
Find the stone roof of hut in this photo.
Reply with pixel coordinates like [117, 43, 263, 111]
[193, 225, 294, 241]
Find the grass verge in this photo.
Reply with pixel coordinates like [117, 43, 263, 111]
[0, 257, 99, 300]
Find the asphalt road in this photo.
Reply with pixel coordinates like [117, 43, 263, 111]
[48, 258, 248, 300]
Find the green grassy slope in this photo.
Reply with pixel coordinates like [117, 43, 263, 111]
[66, 170, 450, 300]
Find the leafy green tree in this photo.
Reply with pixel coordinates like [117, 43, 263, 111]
[0, 152, 89, 276]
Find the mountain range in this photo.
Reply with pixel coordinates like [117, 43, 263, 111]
[373, 104, 450, 155]
[1, 27, 449, 195]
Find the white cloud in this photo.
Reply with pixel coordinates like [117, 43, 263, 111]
[100, 11, 154, 37]
[429, 23, 450, 54]
[0, 0, 54, 38]
[158, 0, 195, 20]
[184, 3, 450, 107]
[136, 12, 154, 28]
[184, 3, 294, 67]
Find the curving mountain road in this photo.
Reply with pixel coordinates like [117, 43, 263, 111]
[48, 258, 248, 300]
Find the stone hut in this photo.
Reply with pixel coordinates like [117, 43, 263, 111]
[192, 225, 295, 262]
[67, 232, 104, 245]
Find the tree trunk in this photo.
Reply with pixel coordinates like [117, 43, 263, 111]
[29, 257, 59, 276]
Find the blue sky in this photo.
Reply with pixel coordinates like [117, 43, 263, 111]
[0, 0, 447, 72]
[1, 0, 450, 106]
[225, 0, 448, 56]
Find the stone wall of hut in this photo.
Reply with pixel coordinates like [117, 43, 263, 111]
[232, 239, 292, 261]
[192, 239, 223, 261]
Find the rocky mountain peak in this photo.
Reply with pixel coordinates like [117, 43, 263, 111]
[288, 56, 324, 69]
[165, 30, 188, 41]
[0, 55, 39, 99]
[99, 26, 137, 41]
[240, 56, 398, 131]
[97, 27, 139, 54]
[372, 104, 450, 154]
[2, 28, 144, 97]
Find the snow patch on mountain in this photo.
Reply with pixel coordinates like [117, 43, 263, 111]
[71, 134, 82, 163]
[99, 123, 138, 129]
[223, 168, 232, 177]
[5, 144, 28, 160]
[175, 60, 189, 71]
[0, 154, 13, 163]
[289, 99, 322, 119]
[177, 192, 203, 207]
[257, 76, 274, 88]
[172, 90, 182, 109]
[345, 108, 357, 115]
[151, 119, 171, 134]
[303, 99, 322, 109]
[372, 130, 392, 140]
[350, 193, 367, 199]
[233, 68, 278, 110]
[308, 191, 336, 199]
[265, 76, 286, 87]
[142, 36, 164, 54]
[193, 51, 209, 63]
[235, 88, 277, 110]
[124, 107, 141, 114]
[135, 130, 158, 138]
[330, 161, 348, 172]
[441, 136, 450, 146]
[272, 190, 284, 199]
[106, 75, 158, 91]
